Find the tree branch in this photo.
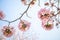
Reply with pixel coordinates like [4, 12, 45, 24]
[10, 3, 30, 23]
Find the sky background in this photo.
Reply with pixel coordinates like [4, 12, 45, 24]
[0, 0, 60, 40]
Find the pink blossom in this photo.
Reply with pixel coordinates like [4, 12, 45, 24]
[42, 19, 53, 31]
[2, 26, 15, 37]
[0, 10, 5, 19]
[21, 0, 26, 5]
[18, 20, 31, 32]
[38, 8, 51, 20]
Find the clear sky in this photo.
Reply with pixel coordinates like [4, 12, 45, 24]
[0, 0, 60, 40]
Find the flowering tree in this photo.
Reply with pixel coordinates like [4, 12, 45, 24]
[0, 0, 60, 40]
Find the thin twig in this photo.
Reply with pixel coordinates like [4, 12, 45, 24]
[0, 19, 10, 23]
[10, 4, 30, 23]
[38, 0, 40, 6]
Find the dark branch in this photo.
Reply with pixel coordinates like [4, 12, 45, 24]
[10, 4, 30, 23]
[0, 19, 10, 23]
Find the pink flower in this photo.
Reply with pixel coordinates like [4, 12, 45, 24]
[30, 0, 36, 5]
[18, 20, 31, 32]
[38, 8, 51, 20]
[2, 26, 15, 37]
[0, 10, 5, 20]
[42, 19, 53, 31]
[21, 0, 26, 5]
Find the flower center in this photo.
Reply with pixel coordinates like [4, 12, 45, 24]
[5, 29, 11, 34]
[44, 13, 49, 16]
[45, 24, 51, 28]
[22, 24, 27, 29]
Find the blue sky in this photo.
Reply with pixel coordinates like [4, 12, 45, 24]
[0, 0, 60, 40]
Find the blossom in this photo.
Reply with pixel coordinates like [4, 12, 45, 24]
[42, 19, 53, 30]
[21, 0, 26, 5]
[30, 0, 36, 5]
[30, 1, 35, 5]
[2, 26, 14, 37]
[38, 8, 51, 20]
[18, 20, 30, 31]
[0, 10, 5, 19]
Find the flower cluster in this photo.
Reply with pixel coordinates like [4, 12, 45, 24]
[38, 8, 53, 30]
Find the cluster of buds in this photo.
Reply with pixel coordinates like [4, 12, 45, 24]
[21, 0, 36, 6]
[38, 0, 60, 30]
[44, 0, 55, 7]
